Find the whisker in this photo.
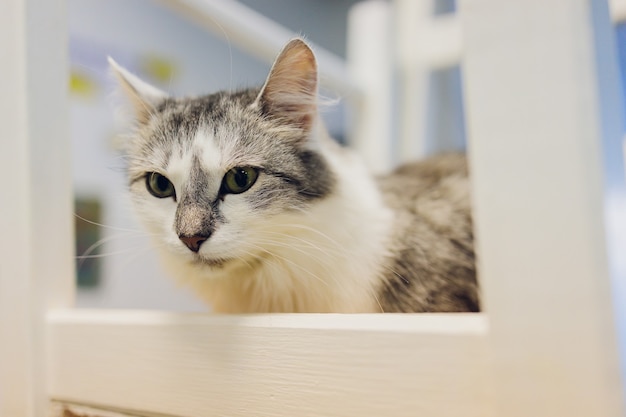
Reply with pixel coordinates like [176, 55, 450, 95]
[245, 233, 366, 307]
[76, 246, 149, 260]
[74, 212, 145, 234]
[258, 229, 349, 256]
[250, 236, 339, 275]
[117, 243, 166, 272]
[244, 242, 331, 289]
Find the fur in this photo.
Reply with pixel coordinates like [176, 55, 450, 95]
[110, 39, 479, 313]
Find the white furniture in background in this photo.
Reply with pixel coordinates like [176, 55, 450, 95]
[1, 0, 624, 416]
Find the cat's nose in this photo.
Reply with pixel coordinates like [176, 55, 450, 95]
[179, 234, 209, 253]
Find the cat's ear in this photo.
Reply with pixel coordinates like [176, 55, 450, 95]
[254, 39, 318, 130]
[108, 57, 168, 124]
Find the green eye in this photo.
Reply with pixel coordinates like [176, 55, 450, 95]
[222, 167, 259, 195]
[146, 172, 176, 199]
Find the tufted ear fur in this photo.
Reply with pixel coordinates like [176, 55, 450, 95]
[108, 57, 169, 125]
[254, 39, 318, 131]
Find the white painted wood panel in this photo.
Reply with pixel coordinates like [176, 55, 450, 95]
[25, 0, 75, 312]
[0, 0, 73, 416]
[0, 2, 35, 415]
[47, 311, 494, 417]
[461, 0, 625, 415]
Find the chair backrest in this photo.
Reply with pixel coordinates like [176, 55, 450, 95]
[1, 0, 624, 416]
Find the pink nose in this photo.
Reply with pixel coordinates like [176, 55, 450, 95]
[179, 234, 208, 253]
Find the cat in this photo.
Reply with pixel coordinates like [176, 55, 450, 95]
[109, 38, 479, 313]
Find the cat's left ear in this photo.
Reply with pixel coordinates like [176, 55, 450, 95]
[108, 57, 169, 125]
[254, 39, 318, 131]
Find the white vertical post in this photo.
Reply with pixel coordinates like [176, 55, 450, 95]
[394, 0, 432, 163]
[0, 0, 73, 415]
[461, 0, 625, 416]
[0, 3, 33, 414]
[347, 0, 394, 174]
[393, 1, 463, 163]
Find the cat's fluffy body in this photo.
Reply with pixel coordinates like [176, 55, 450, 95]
[111, 39, 479, 313]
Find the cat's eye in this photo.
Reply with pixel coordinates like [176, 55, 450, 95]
[221, 167, 259, 195]
[146, 172, 176, 199]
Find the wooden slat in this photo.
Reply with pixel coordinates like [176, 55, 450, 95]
[461, 0, 625, 415]
[0, 3, 35, 415]
[47, 310, 494, 417]
[0, 0, 72, 416]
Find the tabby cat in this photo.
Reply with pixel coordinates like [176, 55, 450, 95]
[110, 38, 478, 313]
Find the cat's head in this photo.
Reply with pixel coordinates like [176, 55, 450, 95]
[110, 39, 336, 270]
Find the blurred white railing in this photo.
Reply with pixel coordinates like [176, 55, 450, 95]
[158, 0, 361, 98]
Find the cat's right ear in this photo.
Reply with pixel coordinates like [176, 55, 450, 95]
[108, 57, 168, 124]
[253, 39, 318, 132]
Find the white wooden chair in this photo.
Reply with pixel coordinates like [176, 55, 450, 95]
[1, 0, 625, 416]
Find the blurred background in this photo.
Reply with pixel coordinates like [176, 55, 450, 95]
[69, 0, 626, 320]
